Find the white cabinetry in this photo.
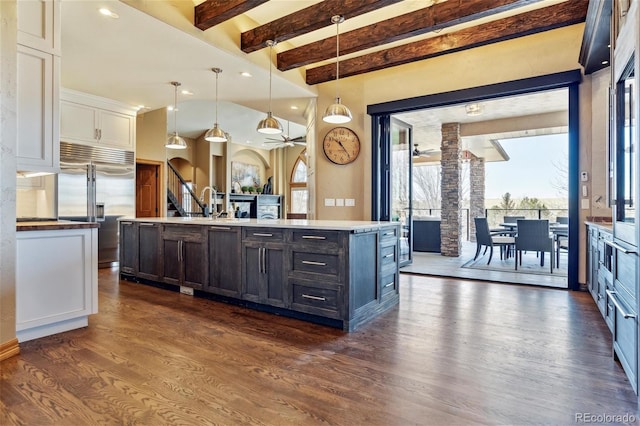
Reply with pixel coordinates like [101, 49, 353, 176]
[17, 0, 61, 55]
[16, 227, 98, 342]
[16, 0, 60, 173]
[61, 89, 137, 150]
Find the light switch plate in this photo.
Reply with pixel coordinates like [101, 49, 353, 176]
[345, 198, 355, 207]
[324, 198, 335, 207]
[336, 198, 345, 207]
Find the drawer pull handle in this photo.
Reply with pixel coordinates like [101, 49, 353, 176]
[139, 223, 156, 227]
[384, 253, 394, 258]
[606, 290, 637, 319]
[210, 226, 231, 230]
[302, 294, 326, 301]
[253, 233, 273, 237]
[302, 235, 326, 240]
[383, 231, 395, 236]
[384, 282, 394, 288]
[302, 260, 327, 266]
[603, 240, 638, 255]
[121, 221, 133, 225]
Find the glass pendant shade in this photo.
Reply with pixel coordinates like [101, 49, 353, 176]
[257, 112, 284, 134]
[205, 68, 228, 142]
[323, 15, 352, 124]
[166, 81, 187, 149]
[323, 97, 352, 124]
[257, 40, 283, 135]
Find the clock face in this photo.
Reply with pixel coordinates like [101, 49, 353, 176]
[322, 127, 361, 165]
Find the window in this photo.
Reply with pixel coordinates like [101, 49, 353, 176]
[290, 151, 308, 215]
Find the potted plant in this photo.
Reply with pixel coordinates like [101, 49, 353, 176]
[241, 186, 249, 194]
[247, 186, 255, 194]
[256, 187, 263, 195]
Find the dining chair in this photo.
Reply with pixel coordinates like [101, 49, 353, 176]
[504, 215, 525, 223]
[474, 217, 515, 264]
[515, 219, 554, 273]
[556, 231, 569, 266]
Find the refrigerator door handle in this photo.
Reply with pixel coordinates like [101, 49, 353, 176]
[88, 165, 97, 221]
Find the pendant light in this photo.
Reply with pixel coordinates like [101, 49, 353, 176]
[257, 40, 283, 135]
[165, 81, 187, 149]
[204, 68, 227, 142]
[323, 15, 352, 124]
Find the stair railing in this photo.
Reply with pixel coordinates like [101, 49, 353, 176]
[167, 161, 206, 217]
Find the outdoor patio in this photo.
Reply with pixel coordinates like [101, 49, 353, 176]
[400, 240, 569, 289]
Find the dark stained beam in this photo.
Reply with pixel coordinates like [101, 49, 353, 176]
[306, 1, 588, 85]
[279, 0, 543, 71]
[240, 0, 403, 54]
[195, 0, 269, 31]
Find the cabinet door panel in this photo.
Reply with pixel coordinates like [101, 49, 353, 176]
[163, 239, 181, 284]
[265, 247, 286, 307]
[208, 229, 241, 297]
[17, 45, 58, 171]
[138, 224, 160, 278]
[60, 101, 97, 143]
[243, 245, 262, 302]
[119, 221, 136, 273]
[99, 110, 134, 148]
[182, 240, 206, 289]
[17, 0, 59, 54]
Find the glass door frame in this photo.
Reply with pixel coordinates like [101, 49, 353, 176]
[369, 69, 582, 290]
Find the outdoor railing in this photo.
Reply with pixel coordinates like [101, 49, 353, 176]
[411, 208, 569, 241]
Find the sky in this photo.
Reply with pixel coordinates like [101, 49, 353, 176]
[484, 134, 568, 200]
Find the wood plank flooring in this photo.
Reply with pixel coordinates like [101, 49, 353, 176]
[1, 268, 637, 425]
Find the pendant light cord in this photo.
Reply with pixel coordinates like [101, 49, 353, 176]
[173, 82, 179, 136]
[268, 42, 274, 113]
[335, 17, 340, 100]
[215, 72, 219, 124]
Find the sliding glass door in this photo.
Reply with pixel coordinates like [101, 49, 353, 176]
[391, 118, 413, 266]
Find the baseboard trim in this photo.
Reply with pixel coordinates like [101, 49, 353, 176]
[0, 338, 20, 361]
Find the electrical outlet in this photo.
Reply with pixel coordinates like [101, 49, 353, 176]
[180, 286, 194, 296]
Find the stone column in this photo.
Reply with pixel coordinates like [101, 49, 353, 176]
[469, 154, 485, 243]
[440, 123, 462, 257]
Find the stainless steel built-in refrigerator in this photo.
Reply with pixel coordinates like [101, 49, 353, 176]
[58, 142, 135, 267]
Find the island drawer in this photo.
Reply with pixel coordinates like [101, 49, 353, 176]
[380, 271, 398, 297]
[291, 251, 340, 278]
[291, 229, 343, 250]
[380, 244, 397, 268]
[242, 227, 284, 241]
[162, 224, 205, 242]
[290, 280, 341, 319]
[379, 226, 399, 244]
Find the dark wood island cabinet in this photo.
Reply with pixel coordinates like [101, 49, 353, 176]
[119, 218, 400, 331]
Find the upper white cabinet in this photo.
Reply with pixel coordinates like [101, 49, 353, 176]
[17, 0, 61, 55]
[16, 0, 60, 173]
[60, 89, 137, 150]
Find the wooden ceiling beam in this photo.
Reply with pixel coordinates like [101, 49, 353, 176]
[278, 0, 543, 71]
[306, 1, 588, 85]
[240, 0, 403, 54]
[195, 0, 269, 31]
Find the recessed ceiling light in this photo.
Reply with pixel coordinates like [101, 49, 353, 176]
[602, 60, 609, 65]
[290, 105, 299, 110]
[99, 8, 119, 18]
[240, 72, 252, 77]
[181, 90, 194, 96]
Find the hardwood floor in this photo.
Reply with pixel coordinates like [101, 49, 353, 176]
[1, 268, 637, 425]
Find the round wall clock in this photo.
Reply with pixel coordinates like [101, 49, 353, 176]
[322, 127, 361, 165]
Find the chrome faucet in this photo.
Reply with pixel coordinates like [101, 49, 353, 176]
[200, 186, 225, 218]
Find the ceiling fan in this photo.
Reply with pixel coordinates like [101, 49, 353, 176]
[264, 121, 306, 148]
[412, 144, 438, 158]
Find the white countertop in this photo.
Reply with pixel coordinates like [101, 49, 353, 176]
[119, 217, 399, 231]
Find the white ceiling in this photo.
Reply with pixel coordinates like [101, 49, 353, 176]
[60, 0, 569, 153]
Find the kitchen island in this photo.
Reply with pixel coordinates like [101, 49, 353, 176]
[119, 217, 400, 331]
[16, 220, 98, 341]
